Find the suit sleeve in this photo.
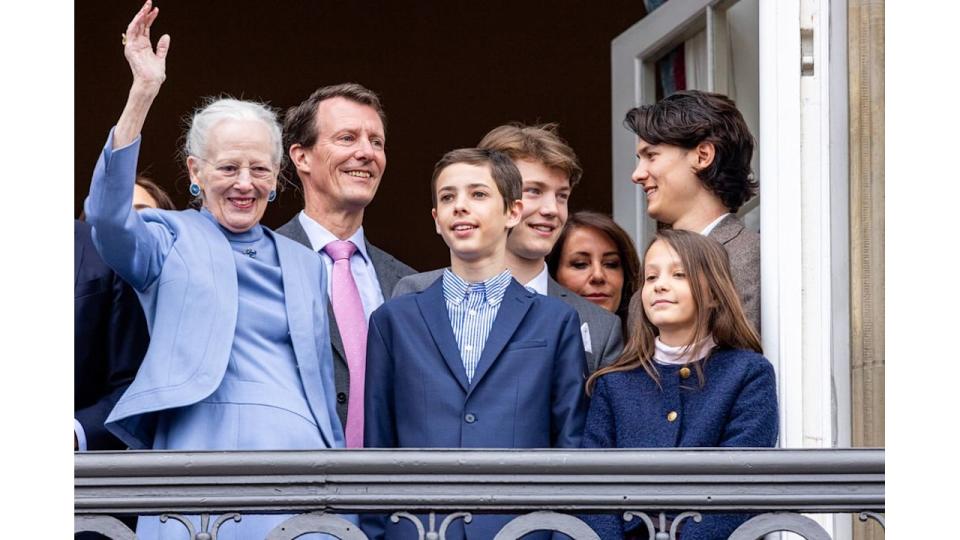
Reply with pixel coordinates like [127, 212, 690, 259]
[75, 266, 149, 450]
[84, 128, 175, 291]
[363, 310, 397, 449]
[580, 377, 617, 449]
[550, 310, 588, 448]
[316, 264, 346, 449]
[719, 359, 779, 447]
[360, 311, 396, 540]
[727, 233, 761, 334]
[390, 275, 418, 299]
[597, 318, 624, 370]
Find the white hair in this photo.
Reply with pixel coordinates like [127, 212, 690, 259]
[183, 97, 284, 169]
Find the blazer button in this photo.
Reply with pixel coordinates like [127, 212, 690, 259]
[337, 392, 347, 404]
[679, 367, 691, 379]
[666, 411, 678, 422]
[464, 413, 477, 424]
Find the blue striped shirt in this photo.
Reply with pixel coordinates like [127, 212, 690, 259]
[442, 268, 513, 382]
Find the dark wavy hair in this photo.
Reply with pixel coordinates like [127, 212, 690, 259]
[623, 90, 757, 212]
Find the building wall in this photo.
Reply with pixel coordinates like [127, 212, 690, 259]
[74, 1, 646, 270]
[849, 0, 885, 537]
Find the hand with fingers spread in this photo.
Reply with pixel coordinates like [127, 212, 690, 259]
[123, 0, 171, 90]
[112, 0, 171, 149]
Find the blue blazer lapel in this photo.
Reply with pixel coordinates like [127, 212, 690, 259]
[272, 230, 337, 449]
[468, 280, 535, 393]
[416, 279, 470, 393]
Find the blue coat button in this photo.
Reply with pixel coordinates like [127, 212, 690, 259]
[464, 413, 477, 423]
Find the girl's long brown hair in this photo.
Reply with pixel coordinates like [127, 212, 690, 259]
[586, 229, 761, 394]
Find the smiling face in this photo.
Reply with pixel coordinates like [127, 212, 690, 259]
[631, 140, 705, 225]
[293, 97, 386, 213]
[555, 226, 625, 313]
[187, 118, 277, 233]
[505, 159, 571, 261]
[432, 162, 521, 265]
[640, 239, 698, 345]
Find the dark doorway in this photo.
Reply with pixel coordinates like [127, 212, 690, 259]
[75, 1, 646, 270]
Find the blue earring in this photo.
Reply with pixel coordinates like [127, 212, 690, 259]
[189, 183, 201, 197]
[267, 190, 277, 202]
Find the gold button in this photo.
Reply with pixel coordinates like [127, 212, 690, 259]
[679, 367, 691, 379]
[666, 411, 678, 422]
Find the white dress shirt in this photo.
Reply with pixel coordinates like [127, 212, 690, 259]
[297, 211, 385, 321]
[523, 262, 550, 295]
[700, 213, 731, 236]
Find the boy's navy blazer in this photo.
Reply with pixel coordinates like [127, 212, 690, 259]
[363, 276, 588, 539]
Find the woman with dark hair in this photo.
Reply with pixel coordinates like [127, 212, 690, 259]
[547, 211, 640, 328]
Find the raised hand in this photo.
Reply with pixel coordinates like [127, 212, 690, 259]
[123, 0, 171, 89]
[112, 0, 171, 149]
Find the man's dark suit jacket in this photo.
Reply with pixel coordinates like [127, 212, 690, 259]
[75, 220, 149, 450]
[276, 215, 416, 428]
[362, 277, 588, 539]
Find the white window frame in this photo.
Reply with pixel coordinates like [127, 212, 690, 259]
[611, 1, 851, 536]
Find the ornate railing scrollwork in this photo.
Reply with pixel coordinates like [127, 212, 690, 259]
[265, 511, 367, 539]
[75, 448, 884, 539]
[159, 512, 242, 540]
[389, 511, 473, 540]
[623, 510, 702, 540]
[858, 510, 886, 529]
[493, 511, 599, 539]
[728, 512, 832, 540]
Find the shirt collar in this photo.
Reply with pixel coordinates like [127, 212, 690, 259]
[523, 263, 550, 296]
[442, 268, 512, 306]
[653, 335, 718, 365]
[700, 213, 731, 236]
[298, 211, 371, 264]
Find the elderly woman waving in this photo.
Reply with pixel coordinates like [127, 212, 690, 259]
[84, 2, 344, 538]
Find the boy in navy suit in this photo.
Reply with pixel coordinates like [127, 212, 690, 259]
[363, 149, 588, 540]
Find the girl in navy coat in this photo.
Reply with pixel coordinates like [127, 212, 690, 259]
[582, 229, 778, 539]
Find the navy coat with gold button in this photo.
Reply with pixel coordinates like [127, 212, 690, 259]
[582, 347, 779, 540]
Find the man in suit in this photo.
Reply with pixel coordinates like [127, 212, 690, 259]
[393, 123, 623, 374]
[277, 83, 415, 444]
[364, 149, 588, 540]
[624, 90, 761, 332]
[74, 219, 149, 451]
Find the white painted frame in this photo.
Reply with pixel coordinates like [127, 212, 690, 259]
[612, 5, 851, 539]
[611, 0, 738, 247]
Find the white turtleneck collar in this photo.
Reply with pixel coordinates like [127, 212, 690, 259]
[653, 335, 717, 365]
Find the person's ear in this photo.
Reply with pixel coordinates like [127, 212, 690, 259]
[432, 208, 442, 236]
[289, 144, 310, 174]
[691, 141, 716, 172]
[186, 156, 204, 189]
[505, 199, 523, 229]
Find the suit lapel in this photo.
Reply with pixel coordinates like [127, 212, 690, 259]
[367, 240, 400, 297]
[547, 277, 568, 299]
[708, 214, 743, 246]
[468, 280, 535, 393]
[327, 302, 347, 362]
[416, 280, 470, 393]
[273, 230, 336, 449]
[278, 215, 348, 365]
[277, 215, 312, 249]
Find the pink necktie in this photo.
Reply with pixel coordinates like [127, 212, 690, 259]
[323, 240, 367, 448]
